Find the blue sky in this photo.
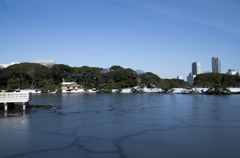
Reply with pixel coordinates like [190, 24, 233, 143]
[1, 0, 240, 80]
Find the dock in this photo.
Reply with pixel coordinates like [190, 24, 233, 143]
[0, 92, 32, 111]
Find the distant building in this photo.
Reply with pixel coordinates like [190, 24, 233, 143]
[36, 60, 55, 67]
[61, 82, 81, 91]
[237, 72, 240, 77]
[226, 69, 237, 75]
[177, 76, 183, 80]
[0, 64, 9, 68]
[0, 62, 20, 68]
[187, 73, 196, 85]
[212, 57, 221, 73]
[192, 62, 200, 75]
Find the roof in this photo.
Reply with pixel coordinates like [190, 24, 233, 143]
[61, 82, 79, 86]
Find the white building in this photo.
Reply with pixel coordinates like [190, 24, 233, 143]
[187, 73, 196, 85]
[212, 57, 221, 73]
[226, 69, 237, 75]
[36, 60, 55, 67]
[192, 62, 200, 75]
[0, 62, 20, 68]
[177, 76, 183, 80]
[61, 82, 85, 93]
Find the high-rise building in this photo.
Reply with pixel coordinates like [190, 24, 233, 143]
[212, 57, 221, 73]
[192, 62, 200, 75]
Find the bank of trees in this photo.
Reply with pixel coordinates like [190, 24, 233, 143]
[194, 73, 240, 88]
[159, 79, 192, 90]
[0, 63, 191, 91]
[0, 63, 51, 91]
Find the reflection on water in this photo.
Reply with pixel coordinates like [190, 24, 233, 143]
[1, 94, 240, 158]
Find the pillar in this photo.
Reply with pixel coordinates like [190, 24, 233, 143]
[4, 102, 8, 112]
[23, 102, 26, 111]
[4, 112, 8, 117]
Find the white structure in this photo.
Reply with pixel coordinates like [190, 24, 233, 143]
[61, 82, 85, 93]
[226, 69, 237, 75]
[85, 89, 97, 93]
[187, 73, 196, 85]
[170, 88, 189, 94]
[36, 60, 55, 67]
[228, 88, 240, 93]
[192, 88, 209, 93]
[142, 87, 163, 93]
[112, 89, 119, 93]
[0, 92, 32, 111]
[120, 88, 133, 93]
[177, 76, 183, 80]
[17, 89, 41, 94]
[0, 62, 20, 68]
[237, 72, 240, 77]
[165, 87, 240, 94]
[212, 57, 221, 73]
[192, 62, 200, 75]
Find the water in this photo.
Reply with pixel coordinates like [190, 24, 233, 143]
[1, 93, 240, 158]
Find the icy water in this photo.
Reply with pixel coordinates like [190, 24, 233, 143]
[1, 93, 240, 158]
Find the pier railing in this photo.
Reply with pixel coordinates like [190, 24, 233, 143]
[0, 92, 32, 103]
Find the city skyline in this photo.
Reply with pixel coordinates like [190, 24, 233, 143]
[1, 0, 240, 80]
[1, 56, 240, 81]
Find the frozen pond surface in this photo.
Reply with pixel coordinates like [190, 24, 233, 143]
[1, 93, 240, 158]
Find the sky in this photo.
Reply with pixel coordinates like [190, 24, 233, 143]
[1, 0, 240, 80]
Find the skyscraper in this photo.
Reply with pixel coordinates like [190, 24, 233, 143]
[192, 62, 200, 75]
[212, 57, 221, 73]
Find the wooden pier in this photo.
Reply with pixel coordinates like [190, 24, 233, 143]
[0, 92, 32, 111]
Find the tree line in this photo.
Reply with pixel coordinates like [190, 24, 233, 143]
[194, 73, 240, 88]
[0, 63, 191, 92]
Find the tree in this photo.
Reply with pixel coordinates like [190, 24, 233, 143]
[157, 79, 191, 90]
[50, 64, 73, 84]
[144, 72, 162, 88]
[111, 68, 137, 88]
[6, 77, 20, 91]
[194, 73, 240, 88]
[0, 63, 50, 89]
[109, 65, 124, 72]
[71, 66, 102, 89]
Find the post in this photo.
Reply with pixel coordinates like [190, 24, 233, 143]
[23, 102, 26, 111]
[4, 102, 8, 112]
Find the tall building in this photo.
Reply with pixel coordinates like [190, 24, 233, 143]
[192, 62, 200, 75]
[212, 57, 221, 73]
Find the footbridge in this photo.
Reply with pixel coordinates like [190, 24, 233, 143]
[0, 92, 32, 111]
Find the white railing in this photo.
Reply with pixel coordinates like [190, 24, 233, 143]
[0, 92, 32, 102]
